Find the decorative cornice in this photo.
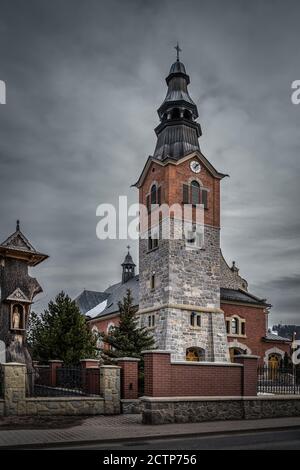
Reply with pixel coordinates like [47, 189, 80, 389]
[138, 303, 223, 315]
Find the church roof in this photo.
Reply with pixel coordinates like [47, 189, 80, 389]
[0, 221, 48, 266]
[78, 275, 139, 320]
[74, 290, 109, 315]
[220, 288, 270, 307]
[264, 332, 291, 342]
[169, 60, 186, 75]
[153, 52, 202, 161]
[121, 249, 136, 267]
[78, 282, 268, 322]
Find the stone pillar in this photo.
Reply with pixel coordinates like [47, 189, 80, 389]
[142, 350, 172, 397]
[1, 363, 26, 416]
[234, 355, 259, 396]
[100, 365, 121, 414]
[117, 357, 140, 399]
[49, 360, 63, 387]
[0, 340, 6, 364]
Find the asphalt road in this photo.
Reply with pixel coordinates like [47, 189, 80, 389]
[48, 428, 300, 450]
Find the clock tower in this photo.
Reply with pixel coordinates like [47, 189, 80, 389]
[134, 50, 229, 362]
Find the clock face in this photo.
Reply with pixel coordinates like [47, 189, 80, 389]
[190, 160, 201, 174]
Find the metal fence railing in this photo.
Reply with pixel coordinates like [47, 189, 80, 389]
[27, 366, 100, 397]
[257, 366, 300, 395]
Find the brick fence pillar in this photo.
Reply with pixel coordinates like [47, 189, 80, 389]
[142, 350, 172, 397]
[1, 363, 26, 416]
[80, 359, 100, 395]
[117, 357, 140, 399]
[49, 360, 63, 387]
[80, 359, 100, 369]
[100, 365, 121, 414]
[234, 355, 259, 396]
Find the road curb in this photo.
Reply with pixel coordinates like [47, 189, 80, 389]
[1, 422, 300, 449]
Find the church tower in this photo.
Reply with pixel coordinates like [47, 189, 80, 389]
[135, 48, 229, 362]
[121, 246, 136, 284]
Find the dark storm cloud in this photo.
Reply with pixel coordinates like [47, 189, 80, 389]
[0, 0, 299, 325]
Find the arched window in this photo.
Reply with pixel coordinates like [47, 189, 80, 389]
[107, 322, 115, 334]
[171, 108, 180, 119]
[186, 347, 205, 362]
[183, 109, 192, 120]
[229, 347, 245, 362]
[191, 180, 200, 206]
[151, 184, 157, 205]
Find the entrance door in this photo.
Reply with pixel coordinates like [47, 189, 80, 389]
[268, 353, 281, 369]
[268, 353, 281, 380]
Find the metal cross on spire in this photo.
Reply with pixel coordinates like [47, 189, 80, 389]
[127, 245, 131, 252]
[174, 42, 182, 62]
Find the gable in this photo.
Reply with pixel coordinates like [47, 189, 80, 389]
[6, 288, 31, 303]
[1, 231, 36, 252]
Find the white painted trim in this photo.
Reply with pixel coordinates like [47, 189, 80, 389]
[228, 339, 252, 355]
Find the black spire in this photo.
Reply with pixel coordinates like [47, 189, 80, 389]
[121, 246, 136, 284]
[153, 48, 202, 160]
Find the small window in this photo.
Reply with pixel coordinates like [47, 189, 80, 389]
[241, 322, 245, 336]
[186, 226, 204, 249]
[148, 231, 159, 251]
[186, 230, 196, 245]
[231, 318, 239, 335]
[226, 320, 230, 334]
[190, 312, 201, 328]
[148, 314, 155, 328]
[151, 274, 155, 290]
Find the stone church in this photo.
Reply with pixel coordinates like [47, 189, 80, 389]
[76, 52, 290, 366]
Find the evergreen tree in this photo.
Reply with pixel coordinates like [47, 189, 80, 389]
[27, 291, 97, 364]
[100, 289, 155, 359]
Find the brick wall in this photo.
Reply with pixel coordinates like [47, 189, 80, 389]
[143, 351, 258, 397]
[117, 358, 139, 400]
[222, 302, 291, 364]
[139, 156, 221, 228]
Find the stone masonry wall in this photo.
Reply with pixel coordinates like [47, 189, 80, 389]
[25, 397, 104, 416]
[0, 363, 120, 417]
[139, 219, 229, 362]
[142, 396, 300, 425]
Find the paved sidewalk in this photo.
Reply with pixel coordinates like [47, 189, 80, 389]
[0, 415, 300, 448]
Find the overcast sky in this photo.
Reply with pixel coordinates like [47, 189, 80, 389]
[0, 0, 299, 326]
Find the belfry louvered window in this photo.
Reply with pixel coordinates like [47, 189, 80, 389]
[191, 180, 200, 205]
